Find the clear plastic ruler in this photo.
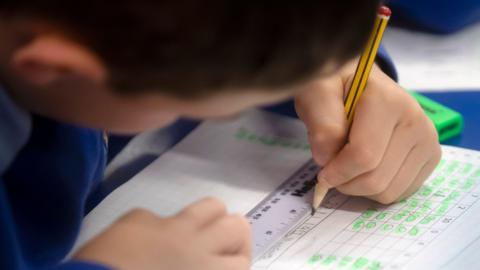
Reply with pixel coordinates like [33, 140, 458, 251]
[246, 159, 320, 260]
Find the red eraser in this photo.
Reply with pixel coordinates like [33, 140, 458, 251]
[378, 6, 392, 17]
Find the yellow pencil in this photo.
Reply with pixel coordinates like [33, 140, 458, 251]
[312, 6, 392, 215]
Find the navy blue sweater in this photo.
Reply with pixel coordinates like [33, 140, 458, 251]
[1, 1, 479, 269]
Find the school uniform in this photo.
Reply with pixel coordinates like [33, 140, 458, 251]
[0, 87, 108, 269]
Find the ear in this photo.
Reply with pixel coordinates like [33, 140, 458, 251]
[11, 35, 107, 86]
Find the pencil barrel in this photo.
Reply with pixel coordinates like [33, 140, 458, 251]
[344, 15, 390, 124]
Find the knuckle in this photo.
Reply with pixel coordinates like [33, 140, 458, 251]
[348, 145, 380, 172]
[312, 153, 328, 168]
[321, 166, 347, 186]
[120, 208, 155, 222]
[179, 208, 197, 222]
[127, 208, 153, 219]
[179, 209, 198, 221]
[426, 121, 440, 142]
[202, 197, 227, 212]
[374, 193, 398, 205]
[419, 130, 441, 167]
[396, 90, 418, 111]
[432, 144, 442, 163]
[426, 126, 440, 143]
[432, 129, 440, 143]
[402, 100, 427, 127]
[415, 111, 438, 139]
[183, 197, 227, 220]
[362, 177, 389, 195]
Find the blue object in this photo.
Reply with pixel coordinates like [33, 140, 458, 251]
[0, 89, 31, 173]
[0, 87, 109, 269]
[420, 91, 480, 151]
[376, 45, 398, 82]
[387, 0, 480, 34]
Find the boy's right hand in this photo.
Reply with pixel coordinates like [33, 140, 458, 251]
[74, 198, 251, 270]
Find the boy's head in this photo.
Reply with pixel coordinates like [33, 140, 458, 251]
[0, 1, 380, 133]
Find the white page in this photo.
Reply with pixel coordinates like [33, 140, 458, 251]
[74, 109, 312, 250]
[383, 22, 480, 91]
[76, 110, 480, 270]
[253, 146, 480, 270]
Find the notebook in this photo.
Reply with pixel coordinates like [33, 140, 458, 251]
[74, 109, 480, 270]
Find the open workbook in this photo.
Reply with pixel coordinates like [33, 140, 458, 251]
[75, 110, 480, 270]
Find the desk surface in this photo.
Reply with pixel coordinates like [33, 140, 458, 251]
[93, 91, 480, 269]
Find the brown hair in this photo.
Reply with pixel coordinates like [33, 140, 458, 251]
[1, 1, 381, 98]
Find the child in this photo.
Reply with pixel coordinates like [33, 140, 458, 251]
[0, 1, 443, 270]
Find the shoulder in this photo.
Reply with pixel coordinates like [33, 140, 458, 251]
[0, 87, 32, 174]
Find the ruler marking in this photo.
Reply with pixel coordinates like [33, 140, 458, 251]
[247, 160, 319, 260]
[246, 160, 316, 218]
[247, 157, 357, 266]
[262, 195, 352, 269]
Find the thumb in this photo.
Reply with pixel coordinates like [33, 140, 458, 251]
[295, 76, 348, 167]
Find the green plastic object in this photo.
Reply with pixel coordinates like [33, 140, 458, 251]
[409, 91, 464, 142]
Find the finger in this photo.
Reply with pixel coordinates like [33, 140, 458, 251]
[335, 122, 417, 196]
[398, 149, 442, 201]
[201, 214, 251, 258]
[118, 208, 158, 224]
[178, 197, 227, 229]
[369, 145, 431, 204]
[317, 84, 399, 188]
[295, 77, 348, 166]
[208, 256, 250, 270]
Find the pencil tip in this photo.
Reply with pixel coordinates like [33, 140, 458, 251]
[311, 206, 316, 216]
